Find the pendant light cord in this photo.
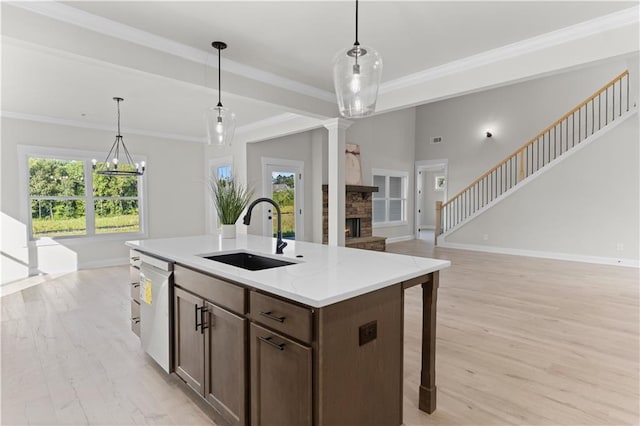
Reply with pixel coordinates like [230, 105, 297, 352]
[116, 98, 121, 137]
[217, 45, 223, 108]
[354, 0, 359, 47]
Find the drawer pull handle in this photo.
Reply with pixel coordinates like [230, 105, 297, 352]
[132, 283, 140, 288]
[260, 311, 285, 323]
[259, 336, 285, 351]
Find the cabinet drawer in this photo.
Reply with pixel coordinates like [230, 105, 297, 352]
[131, 317, 140, 337]
[250, 291, 312, 343]
[174, 265, 245, 314]
[131, 299, 140, 320]
[130, 250, 141, 268]
[130, 265, 140, 285]
[131, 282, 140, 302]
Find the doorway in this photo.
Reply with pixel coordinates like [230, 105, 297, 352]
[262, 158, 304, 241]
[415, 159, 448, 241]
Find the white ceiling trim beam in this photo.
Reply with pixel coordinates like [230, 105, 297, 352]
[380, 5, 639, 95]
[1, 110, 206, 144]
[377, 11, 640, 113]
[236, 114, 324, 145]
[9, 1, 335, 104]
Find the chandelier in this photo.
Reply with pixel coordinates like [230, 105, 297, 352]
[92, 97, 145, 176]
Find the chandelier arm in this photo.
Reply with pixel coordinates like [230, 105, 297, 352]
[104, 138, 118, 165]
[120, 138, 137, 167]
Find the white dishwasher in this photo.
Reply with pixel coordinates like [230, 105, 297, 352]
[139, 253, 174, 373]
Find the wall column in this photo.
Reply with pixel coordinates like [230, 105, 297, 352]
[323, 118, 353, 247]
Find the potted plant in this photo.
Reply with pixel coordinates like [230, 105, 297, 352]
[210, 177, 254, 238]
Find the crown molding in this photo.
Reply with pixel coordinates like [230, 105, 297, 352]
[1, 110, 206, 144]
[322, 118, 353, 131]
[380, 5, 640, 94]
[9, 1, 336, 103]
[235, 113, 300, 136]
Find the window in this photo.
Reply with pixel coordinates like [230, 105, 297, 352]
[372, 170, 408, 225]
[209, 157, 233, 230]
[22, 147, 144, 239]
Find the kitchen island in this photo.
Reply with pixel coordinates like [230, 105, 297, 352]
[126, 234, 450, 426]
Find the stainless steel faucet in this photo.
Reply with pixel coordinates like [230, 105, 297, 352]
[242, 197, 288, 254]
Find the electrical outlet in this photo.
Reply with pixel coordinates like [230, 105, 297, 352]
[483, 234, 489, 241]
[617, 243, 624, 251]
[359, 321, 377, 346]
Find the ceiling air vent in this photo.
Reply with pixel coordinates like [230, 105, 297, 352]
[431, 136, 443, 144]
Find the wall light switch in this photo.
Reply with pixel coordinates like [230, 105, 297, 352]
[483, 234, 489, 241]
[617, 243, 624, 251]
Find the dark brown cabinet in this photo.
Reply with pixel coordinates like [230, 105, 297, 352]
[173, 266, 247, 426]
[249, 323, 312, 426]
[205, 302, 247, 426]
[174, 286, 205, 395]
[170, 263, 407, 426]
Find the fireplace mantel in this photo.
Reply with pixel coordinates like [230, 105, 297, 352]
[322, 184, 379, 195]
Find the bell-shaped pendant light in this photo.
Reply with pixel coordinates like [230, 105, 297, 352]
[206, 41, 236, 146]
[92, 97, 145, 176]
[333, 0, 382, 118]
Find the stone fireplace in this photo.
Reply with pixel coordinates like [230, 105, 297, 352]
[322, 185, 386, 251]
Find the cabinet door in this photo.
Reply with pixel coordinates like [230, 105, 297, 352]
[174, 287, 205, 395]
[204, 302, 247, 426]
[250, 323, 312, 426]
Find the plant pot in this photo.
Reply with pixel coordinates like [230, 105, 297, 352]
[221, 224, 236, 239]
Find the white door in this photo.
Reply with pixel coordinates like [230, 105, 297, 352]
[262, 159, 304, 241]
[415, 160, 448, 239]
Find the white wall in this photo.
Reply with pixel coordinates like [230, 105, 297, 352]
[1, 118, 205, 284]
[415, 58, 634, 198]
[347, 108, 417, 240]
[244, 129, 326, 242]
[414, 55, 639, 262]
[445, 113, 639, 262]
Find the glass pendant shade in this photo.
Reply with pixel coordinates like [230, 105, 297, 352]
[205, 105, 236, 146]
[333, 45, 382, 118]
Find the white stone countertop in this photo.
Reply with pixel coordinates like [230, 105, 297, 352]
[126, 234, 450, 308]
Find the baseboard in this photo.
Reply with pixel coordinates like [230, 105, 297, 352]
[80, 257, 129, 269]
[440, 108, 638, 241]
[437, 241, 639, 268]
[418, 226, 435, 231]
[385, 235, 415, 244]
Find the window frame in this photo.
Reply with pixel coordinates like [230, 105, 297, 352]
[208, 156, 233, 233]
[18, 145, 147, 241]
[371, 168, 409, 227]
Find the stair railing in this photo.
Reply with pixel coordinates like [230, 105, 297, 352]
[438, 70, 630, 236]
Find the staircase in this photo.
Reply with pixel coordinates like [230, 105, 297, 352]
[436, 70, 633, 242]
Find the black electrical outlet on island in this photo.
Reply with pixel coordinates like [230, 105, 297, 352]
[359, 320, 377, 346]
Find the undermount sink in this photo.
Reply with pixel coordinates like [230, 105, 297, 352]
[202, 252, 296, 271]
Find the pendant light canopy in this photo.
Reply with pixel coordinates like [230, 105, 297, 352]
[92, 97, 145, 176]
[333, 0, 382, 118]
[206, 41, 236, 146]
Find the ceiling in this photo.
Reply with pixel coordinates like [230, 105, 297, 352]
[2, 1, 638, 143]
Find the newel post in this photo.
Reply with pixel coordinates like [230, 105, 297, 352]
[434, 201, 443, 245]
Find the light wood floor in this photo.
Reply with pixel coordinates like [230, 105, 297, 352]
[1, 242, 638, 425]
